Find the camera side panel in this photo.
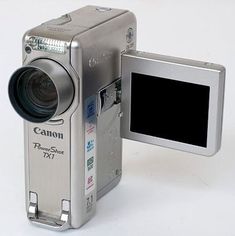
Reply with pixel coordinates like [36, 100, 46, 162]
[70, 8, 137, 228]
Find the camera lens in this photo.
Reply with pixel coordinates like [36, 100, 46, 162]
[9, 68, 58, 122]
[9, 59, 74, 123]
[19, 69, 58, 114]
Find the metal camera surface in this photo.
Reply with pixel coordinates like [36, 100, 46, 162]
[8, 5, 225, 231]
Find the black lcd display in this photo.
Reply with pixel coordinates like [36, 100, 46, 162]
[130, 73, 210, 147]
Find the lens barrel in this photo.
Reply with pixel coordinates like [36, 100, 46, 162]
[8, 59, 74, 123]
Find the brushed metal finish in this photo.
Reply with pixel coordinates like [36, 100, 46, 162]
[15, 6, 137, 230]
[69, 9, 136, 228]
[121, 50, 225, 156]
[27, 121, 71, 216]
[97, 103, 122, 199]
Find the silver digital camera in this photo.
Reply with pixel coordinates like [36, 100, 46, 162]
[8, 6, 225, 231]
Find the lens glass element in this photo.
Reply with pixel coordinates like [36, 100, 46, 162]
[15, 68, 58, 120]
[25, 70, 57, 108]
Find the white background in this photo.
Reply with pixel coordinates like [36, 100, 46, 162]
[0, 0, 235, 235]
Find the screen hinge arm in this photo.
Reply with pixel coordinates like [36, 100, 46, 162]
[97, 79, 121, 116]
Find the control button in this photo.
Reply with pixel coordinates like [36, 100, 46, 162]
[46, 119, 64, 125]
[47, 14, 72, 25]
[96, 7, 112, 12]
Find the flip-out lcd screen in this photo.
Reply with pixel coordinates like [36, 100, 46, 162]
[130, 73, 210, 147]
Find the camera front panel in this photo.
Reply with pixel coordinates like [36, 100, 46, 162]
[8, 5, 137, 230]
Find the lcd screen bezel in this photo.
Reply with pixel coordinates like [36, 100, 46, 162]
[121, 51, 225, 156]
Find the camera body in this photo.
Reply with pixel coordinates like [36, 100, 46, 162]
[17, 6, 136, 229]
[8, 5, 225, 231]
